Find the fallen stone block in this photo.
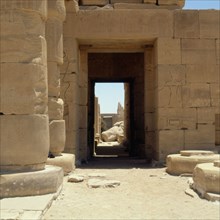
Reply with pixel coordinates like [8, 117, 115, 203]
[87, 179, 120, 188]
[68, 174, 84, 183]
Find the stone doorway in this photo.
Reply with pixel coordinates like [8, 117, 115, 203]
[87, 52, 145, 160]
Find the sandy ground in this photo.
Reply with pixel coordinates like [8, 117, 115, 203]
[43, 157, 220, 220]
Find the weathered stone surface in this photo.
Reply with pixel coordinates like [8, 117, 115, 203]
[192, 162, 220, 196]
[68, 10, 173, 39]
[181, 39, 216, 64]
[156, 130, 184, 160]
[0, 165, 63, 198]
[157, 108, 196, 130]
[216, 39, 219, 65]
[0, 63, 47, 114]
[174, 10, 199, 38]
[48, 62, 61, 97]
[0, 0, 47, 20]
[79, 106, 88, 129]
[88, 173, 107, 178]
[102, 121, 124, 142]
[46, 19, 64, 64]
[216, 131, 220, 145]
[81, 0, 109, 6]
[199, 10, 220, 38]
[48, 98, 64, 120]
[166, 153, 220, 175]
[47, 153, 75, 175]
[0, 115, 49, 172]
[186, 65, 218, 84]
[49, 120, 66, 156]
[87, 179, 120, 188]
[184, 124, 215, 149]
[157, 86, 182, 108]
[68, 174, 84, 183]
[197, 108, 216, 124]
[180, 150, 215, 157]
[156, 65, 186, 87]
[48, 0, 66, 21]
[210, 84, 220, 107]
[156, 38, 181, 65]
[143, 0, 156, 3]
[111, 0, 142, 3]
[158, 0, 178, 5]
[182, 84, 211, 107]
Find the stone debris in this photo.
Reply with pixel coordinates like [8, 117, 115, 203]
[87, 179, 120, 188]
[88, 173, 107, 179]
[68, 174, 84, 183]
[184, 188, 195, 198]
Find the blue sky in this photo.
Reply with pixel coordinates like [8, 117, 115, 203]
[95, 0, 220, 113]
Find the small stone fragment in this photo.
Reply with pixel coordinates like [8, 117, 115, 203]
[87, 179, 120, 188]
[185, 188, 195, 198]
[68, 174, 84, 183]
[88, 173, 106, 179]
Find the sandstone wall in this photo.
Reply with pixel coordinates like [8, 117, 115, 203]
[62, 2, 219, 162]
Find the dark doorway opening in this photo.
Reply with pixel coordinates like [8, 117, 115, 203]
[88, 53, 145, 160]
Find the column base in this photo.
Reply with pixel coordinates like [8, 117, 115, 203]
[0, 165, 63, 198]
[46, 153, 75, 175]
[166, 150, 220, 175]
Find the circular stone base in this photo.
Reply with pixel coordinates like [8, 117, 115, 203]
[0, 165, 63, 198]
[46, 153, 75, 175]
[192, 161, 220, 199]
[166, 151, 220, 175]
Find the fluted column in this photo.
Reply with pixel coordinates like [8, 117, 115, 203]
[46, 0, 66, 156]
[0, 0, 49, 172]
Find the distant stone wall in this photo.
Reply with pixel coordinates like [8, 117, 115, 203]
[62, 0, 219, 162]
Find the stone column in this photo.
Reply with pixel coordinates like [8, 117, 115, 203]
[46, 0, 66, 156]
[0, 0, 48, 172]
[0, 0, 63, 198]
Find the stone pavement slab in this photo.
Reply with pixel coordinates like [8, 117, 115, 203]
[0, 187, 62, 220]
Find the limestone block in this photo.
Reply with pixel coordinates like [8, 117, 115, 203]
[79, 87, 88, 106]
[81, 0, 109, 6]
[215, 114, 220, 130]
[0, 115, 49, 172]
[0, 166, 63, 198]
[185, 124, 215, 149]
[49, 120, 66, 156]
[182, 84, 211, 107]
[199, 10, 220, 39]
[61, 80, 78, 104]
[79, 51, 88, 88]
[157, 86, 182, 108]
[156, 130, 184, 158]
[113, 3, 157, 9]
[186, 65, 218, 84]
[210, 84, 220, 107]
[1, 34, 47, 65]
[216, 131, 220, 145]
[48, 0, 66, 21]
[174, 10, 199, 38]
[157, 108, 196, 130]
[111, 0, 142, 3]
[79, 128, 88, 161]
[181, 39, 216, 64]
[156, 65, 186, 87]
[197, 108, 216, 124]
[48, 98, 64, 120]
[0, 0, 47, 20]
[156, 38, 181, 65]
[65, 130, 78, 153]
[47, 153, 75, 175]
[0, 63, 47, 115]
[216, 40, 219, 65]
[145, 90, 155, 112]
[46, 18, 64, 64]
[79, 106, 88, 129]
[166, 152, 220, 175]
[64, 103, 78, 131]
[145, 113, 155, 131]
[48, 62, 60, 97]
[193, 162, 220, 196]
[70, 10, 173, 39]
[65, 0, 79, 13]
[158, 0, 178, 5]
[143, 0, 156, 3]
[1, 10, 45, 37]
